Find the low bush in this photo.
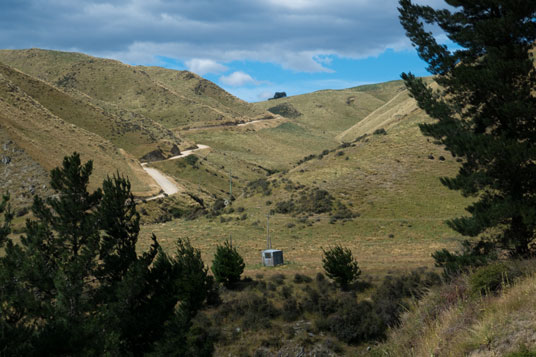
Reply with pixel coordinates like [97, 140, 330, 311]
[247, 178, 271, 196]
[282, 297, 302, 322]
[325, 297, 384, 344]
[373, 128, 387, 135]
[293, 273, 312, 284]
[270, 273, 286, 285]
[218, 292, 280, 331]
[469, 262, 513, 296]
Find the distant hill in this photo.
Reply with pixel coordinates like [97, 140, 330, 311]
[0, 64, 159, 197]
[0, 48, 467, 273]
[0, 48, 269, 207]
[0, 49, 267, 131]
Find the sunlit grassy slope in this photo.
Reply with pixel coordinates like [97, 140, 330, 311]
[0, 48, 267, 131]
[0, 65, 159, 196]
[0, 48, 471, 275]
[141, 80, 471, 276]
[376, 263, 536, 356]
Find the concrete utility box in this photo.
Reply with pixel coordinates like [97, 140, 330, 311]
[262, 249, 284, 267]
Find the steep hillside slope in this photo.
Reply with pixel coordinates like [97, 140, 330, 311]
[0, 49, 266, 130]
[377, 264, 536, 356]
[0, 62, 178, 158]
[0, 70, 160, 197]
[140, 66, 265, 123]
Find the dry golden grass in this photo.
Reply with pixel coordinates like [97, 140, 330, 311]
[0, 71, 159, 196]
[0, 49, 266, 131]
[376, 270, 536, 356]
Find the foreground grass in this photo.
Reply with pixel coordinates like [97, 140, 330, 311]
[375, 261, 536, 356]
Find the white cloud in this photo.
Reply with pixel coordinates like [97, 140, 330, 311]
[219, 71, 257, 87]
[0, 0, 448, 73]
[185, 58, 227, 75]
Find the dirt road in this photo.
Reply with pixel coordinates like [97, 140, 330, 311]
[141, 144, 210, 200]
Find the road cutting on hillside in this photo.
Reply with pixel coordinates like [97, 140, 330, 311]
[141, 144, 210, 200]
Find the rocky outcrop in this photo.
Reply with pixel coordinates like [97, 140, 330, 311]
[267, 102, 302, 119]
[170, 144, 181, 156]
[140, 149, 166, 163]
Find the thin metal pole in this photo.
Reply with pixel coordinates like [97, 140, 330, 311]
[229, 169, 232, 202]
[266, 214, 271, 249]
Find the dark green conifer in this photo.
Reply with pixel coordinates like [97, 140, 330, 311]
[322, 245, 360, 290]
[211, 240, 245, 287]
[0, 153, 214, 355]
[399, 0, 536, 256]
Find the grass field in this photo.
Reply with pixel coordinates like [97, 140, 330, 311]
[132, 78, 472, 277]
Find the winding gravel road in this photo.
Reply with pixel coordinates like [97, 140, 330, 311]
[141, 144, 210, 200]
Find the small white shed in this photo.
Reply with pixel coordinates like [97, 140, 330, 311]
[262, 249, 284, 267]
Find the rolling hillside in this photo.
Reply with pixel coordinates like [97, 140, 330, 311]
[0, 49, 268, 131]
[0, 48, 470, 276]
[0, 67, 159, 197]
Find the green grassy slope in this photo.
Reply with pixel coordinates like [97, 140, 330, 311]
[0, 69, 160, 197]
[0, 62, 178, 158]
[140, 66, 265, 121]
[0, 49, 265, 130]
[142, 80, 470, 276]
[0, 48, 471, 275]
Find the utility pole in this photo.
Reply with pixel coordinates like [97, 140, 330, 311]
[266, 214, 271, 249]
[229, 169, 232, 202]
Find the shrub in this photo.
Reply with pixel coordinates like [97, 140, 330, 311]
[211, 198, 226, 215]
[247, 179, 271, 196]
[211, 240, 245, 288]
[326, 299, 384, 344]
[469, 262, 512, 296]
[218, 292, 279, 331]
[293, 273, 312, 284]
[322, 245, 361, 290]
[372, 270, 441, 328]
[282, 297, 302, 322]
[280, 285, 293, 299]
[373, 128, 387, 135]
[275, 200, 295, 214]
[270, 273, 286, 286]
[184, 155, 199, 166]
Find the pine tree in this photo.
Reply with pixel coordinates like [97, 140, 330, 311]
[0, 153, 214, 355]
[211, 240, 245, 287]
[322, 245, 360, 290]
[399, 0, 536, 256]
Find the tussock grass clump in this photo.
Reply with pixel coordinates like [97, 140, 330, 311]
[375, 260, 536, 356]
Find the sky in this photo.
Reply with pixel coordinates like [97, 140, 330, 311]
[0, 0, 450, 102]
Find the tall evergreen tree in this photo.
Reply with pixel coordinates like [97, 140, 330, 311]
[211, 240, 245, 288]
[0, 153, 214, 355]
[399, 0, 536, 256]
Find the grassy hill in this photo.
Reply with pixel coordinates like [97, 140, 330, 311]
[1, 47, 511, 355]
[0, 49, 267, 131]
[0, 48, 471, 275]
[139, 79, 470, 277]
[0, 64, 159, 197]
